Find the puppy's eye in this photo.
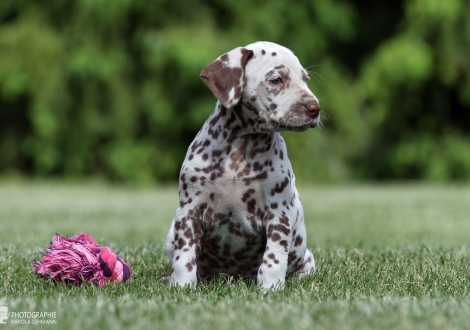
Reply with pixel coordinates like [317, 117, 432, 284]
[270, 78, 282, 85]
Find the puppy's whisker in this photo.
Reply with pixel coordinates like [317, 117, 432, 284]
[307, 71, 323, 84]
[320, 111, 330, 121]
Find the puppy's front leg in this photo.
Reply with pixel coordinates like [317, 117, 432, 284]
[257, 216, 293, 291]
[169, 206, 202, 287]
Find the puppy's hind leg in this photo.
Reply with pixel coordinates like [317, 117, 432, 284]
[297, 248, 316, 278]
[160, 219, 176, 282]
[165, 219, 176, 263]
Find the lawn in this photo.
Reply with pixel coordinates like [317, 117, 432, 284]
[1, 181, 470, 329]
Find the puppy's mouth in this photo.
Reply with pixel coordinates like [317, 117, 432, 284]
[277, 123, 312, 132]
[270, 117, 319, 132]
[270, 113, 320, 132]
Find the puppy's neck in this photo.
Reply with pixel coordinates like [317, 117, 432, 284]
[200, 101, 279, 152]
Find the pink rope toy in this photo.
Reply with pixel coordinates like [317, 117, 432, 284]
[33, 233, 131, 286]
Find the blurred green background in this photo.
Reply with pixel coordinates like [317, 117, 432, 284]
[1, 0, 470, 184]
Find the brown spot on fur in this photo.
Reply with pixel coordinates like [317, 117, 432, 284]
[265, 212, 275, 221]
[229, 150, 245, 171]
[280, 240, 289, 252]
[271, 233, 281, 241]
[269, 223, 291, 236]
[243, 171, 268, 185]
[177, 238, 186, 249]
[288, 251, 297, 265]
[302, 256, 313, 268]
[280, 214, 289, 226]
[265, 70, 276, 80]
[241, 188, 256, 202]
[184, 228, 192, 239]
[186, 262, 193, 272]
[271, 177, 289, 196]
[253, 162, 263, 171]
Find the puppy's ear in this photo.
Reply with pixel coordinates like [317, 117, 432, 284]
[200, 47, 254, 109]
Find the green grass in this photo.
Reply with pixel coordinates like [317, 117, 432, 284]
[1, 181, 470, 329]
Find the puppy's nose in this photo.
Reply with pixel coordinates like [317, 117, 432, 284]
[306, 103, 321, 113]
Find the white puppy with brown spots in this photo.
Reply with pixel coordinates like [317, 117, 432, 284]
[164, 41, 320, 291]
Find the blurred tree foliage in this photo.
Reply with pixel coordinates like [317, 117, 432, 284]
[0, 0, 469, 183]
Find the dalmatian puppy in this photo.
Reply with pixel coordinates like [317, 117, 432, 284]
[164, 41, 320, 291]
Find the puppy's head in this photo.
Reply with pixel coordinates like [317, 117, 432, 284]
[201, 42, 321, 132]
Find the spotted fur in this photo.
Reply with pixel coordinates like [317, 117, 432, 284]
[164, 42, 321, 291]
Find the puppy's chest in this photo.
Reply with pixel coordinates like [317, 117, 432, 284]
[195, 149, 291, 221]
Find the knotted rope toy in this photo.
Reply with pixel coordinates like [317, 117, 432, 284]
[33, 233, 131, 286]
